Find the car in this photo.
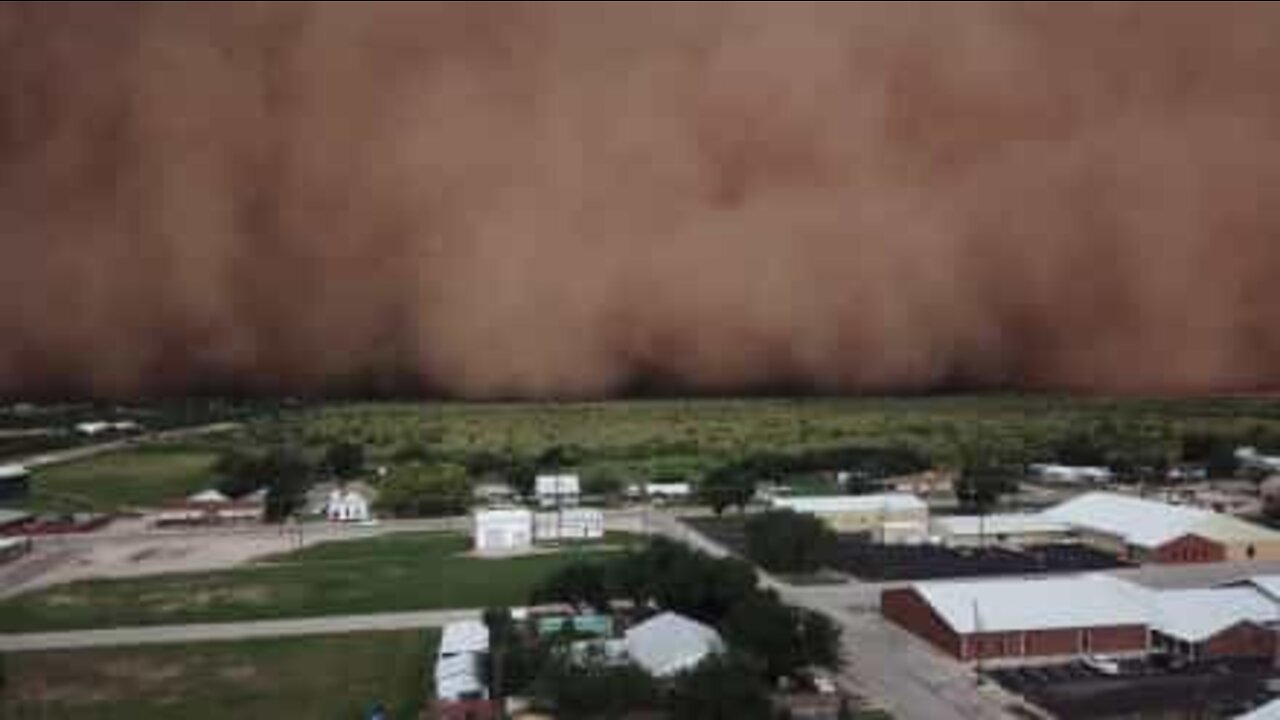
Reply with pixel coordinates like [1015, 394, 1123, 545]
[1082, 654, 1122, 676]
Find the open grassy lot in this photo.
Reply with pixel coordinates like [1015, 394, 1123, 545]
[0, 532, 623, 632]
[266, 396, 1280, 480]
[1, 629, 437, 720]
[25, 445, 221, 512]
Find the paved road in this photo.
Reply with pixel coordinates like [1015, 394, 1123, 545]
[649, 512, 1023, 720]
[0, 608, 480, 652]
[11, 422, 242, 469]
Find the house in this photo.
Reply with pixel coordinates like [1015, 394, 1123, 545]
[0, 464, 30, 501]
[883, 573, 1280, 664]
[624, 611, 724, 677]
[155, 489, 263, 526]
[534, 508, 604, 542]
[474, 508, 534, 553]
[882, 470, 956, 496]
[326, 484, 373, 522]
[770, 493, 928, 542]
[1042, 491, 1280, 563]
[932, 514, 1076, 548]
[1028, 464, 1114, 484]
[535, 474, 580, 508]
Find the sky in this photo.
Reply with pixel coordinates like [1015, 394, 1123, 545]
[2, 2, 1280, 399]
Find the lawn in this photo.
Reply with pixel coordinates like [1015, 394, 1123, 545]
[0, 629, 438, 720]
[25, 445, 221, 512]
[0, 532, 623, 632]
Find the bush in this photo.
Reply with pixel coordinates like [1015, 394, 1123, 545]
[376, 462, 469, 517]
[744, 510, 836, 574]
[535, 655, 660, 720]
[668, 653, 772, 720]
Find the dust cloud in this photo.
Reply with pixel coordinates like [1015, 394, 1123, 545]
[2, 2, 1280, 399]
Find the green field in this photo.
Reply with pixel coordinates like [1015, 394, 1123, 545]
[26, 445, 221, 512]
[256, 396, 1280, 482]
[1, 629, 437, 720]
[0, 532, 622, 632]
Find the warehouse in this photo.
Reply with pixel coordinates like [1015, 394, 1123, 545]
[770, 493, 928, 541]
[882, 575, 1151, 662]
[932, 514, 1076, 548]
[883, 573, 1280, 664]
[1042, 492, 1280, 563]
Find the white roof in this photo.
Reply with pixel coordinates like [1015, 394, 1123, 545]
[0, 536, 27, 551]
[645, 483, 691, 494]
[625, 611, 723, 677]
[439, 619, 490, 656]
[536, 474, 580, 496]
[435, 652, 484, 700]
[475, 508, 532, 523]
[913, 574, 1150, 633]
[770, 493, 926, 515]
[1225, 575, 1280, 603]
[1145, 587, 1280, 643]
[1042, 491, 1280, 549]
[934, 514, 1072, 537]
[187, 489, 230, 503]
[0, 464, 29, 480]
[1237, 697, 1280, 720]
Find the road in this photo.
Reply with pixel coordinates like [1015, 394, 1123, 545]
[10, 421, 241, 469]
[0, 608, 480, 652]
[649, 511, 1025, 720]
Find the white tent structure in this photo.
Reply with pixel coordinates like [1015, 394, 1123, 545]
[624, 611, 723, 678]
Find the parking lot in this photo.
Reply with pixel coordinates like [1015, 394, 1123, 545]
[990, 659, 1278, 719]
[831, 540, 1128, 581]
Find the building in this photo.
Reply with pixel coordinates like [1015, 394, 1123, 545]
[473, 482, 517, 505]
[1028, 464, 1114, 484]
[534, 508, 605, 542]
[74, 420, 140, 436]
[1042, 491, 1280, 563]
[770, 493, 928, 542]
[624, 611, 724, 677]
[436, 620, 497, 720]
[644, 482, 692, 501]
[325, 484, 373, 522]
[884, 573, 1280, 664]
[881, 470, 956, 496]
[535, 474, 580, 508]
[932, 514, 1076, 548]
[1237, 447, 1280, 473]
[474, 508, 534, 552]
[0, 464, 30, 501]
[0, 508, 33, 534]
[155, 489, 264, 526]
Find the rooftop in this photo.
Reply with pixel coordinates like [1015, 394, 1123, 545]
[536, 474, 580, 496]
[913, 574, 1150, 633]
[1040, 491, 1280, 549]
[771, 493, 926, 514]
[933, 514, 1072, 537]
[439, 619, 489, 657]
[625, 611, 723, 678]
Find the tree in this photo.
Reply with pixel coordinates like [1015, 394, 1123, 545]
[533, 561, 610, 612]
[261, 445, 312, 521]
[954, 473, 1009, 513]
[534, 655, 660, 720]
[668, 653, 772, 720]
[724, 590, 842, 684]
[744, 510, 836, 574]
[698, 472, 754, 515]
[376, 463, 470, 517]
[484, 606, 514, 708]
[324, 441, 365, 479]
[213, 448, 265, 498]
[797, 608, 842, 672]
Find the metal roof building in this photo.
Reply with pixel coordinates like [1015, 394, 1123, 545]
[624, 611, 723, 678]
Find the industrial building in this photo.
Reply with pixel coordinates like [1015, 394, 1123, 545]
[435, 620, 497, 720]
[883, 573, 1280, 664]
[1042, 492, 1280, 563]
[769, 493, 928, 542]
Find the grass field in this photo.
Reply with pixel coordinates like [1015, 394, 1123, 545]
[25, 445, 221, 512]
[265, 396, 1280, 480]
[0, 532, 623, 632]
[1, 629, 437, 720]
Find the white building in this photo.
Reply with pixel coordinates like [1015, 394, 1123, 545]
[326, 485, 372, 522]
[624, 611, 723, 678]
[536, 474, 581, 508]
[474, 508, 534, 552]
[436, 620, 490, 702]
[534, 508, 605, 541]
[1028, 464, 1114, 484]
[933, 514, 1076, 548]
[770, 493, 929, 542]
[644, 482, 692, 501]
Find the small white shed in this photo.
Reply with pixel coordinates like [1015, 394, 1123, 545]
[534, 508, 605, 542]
[326, 486, 372, 522]
[536, 474, 581, 508]
[474, 508, 534, 552]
